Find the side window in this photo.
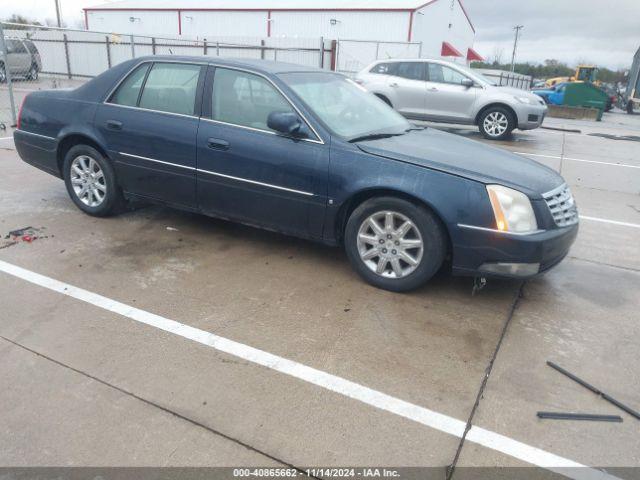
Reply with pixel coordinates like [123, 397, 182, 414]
[139, 62, 201, 116]
[5, 40, 18, 53]
[396, 62, 426, 81]
[370, 62, 395, 75]
[211, 67, 294, 131]
[427, 63, 468, 85]
[109, 64, 150, 107]
[24, 40, 38, 54]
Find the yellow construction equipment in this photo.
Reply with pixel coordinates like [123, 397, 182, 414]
[544, 65, 599, 88]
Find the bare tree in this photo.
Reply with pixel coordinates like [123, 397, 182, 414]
[491, 46, 504, 66]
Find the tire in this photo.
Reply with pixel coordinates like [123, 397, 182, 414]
[0, 63, 6, 83]
[63, 144, 125, 217]
[27, 64, 38, 81]
[478, 106, 515, 140]
[344, 196, 446, 292]
[627, 101, 635, 115]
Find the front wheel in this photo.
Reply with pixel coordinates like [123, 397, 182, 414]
[478, 107, 515, 140]
[63, 145, 125, 217]
[344, 197, 446, 292]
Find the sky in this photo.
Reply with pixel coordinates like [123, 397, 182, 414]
[1, 0, 638, 69]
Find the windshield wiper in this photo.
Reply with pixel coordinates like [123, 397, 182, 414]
[348, 132, 404, 143]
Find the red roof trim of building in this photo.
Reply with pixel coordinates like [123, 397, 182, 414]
[466, 47, 483, 61]
[84, 7, 416, 12]
[411, 0, 475, 34]
[441, 41, 462, 57]
[407, 10, 414, 42]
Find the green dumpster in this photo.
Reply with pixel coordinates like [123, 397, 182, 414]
[563, 83, 608, 120]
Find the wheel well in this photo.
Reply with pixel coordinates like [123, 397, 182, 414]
[374, 93, 392, 107]
[335, 188, 452, 254]
[56, 134, 109, 177]
[475, 103, 518, 127]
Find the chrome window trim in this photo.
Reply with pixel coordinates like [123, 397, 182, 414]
[15, 129, 56, 141]
[457, 223, 545, 236]
[103, 59, 208, 104]
[118, 152, 314, 197]
[118, 152, 196, 171]
[106, 102, 199, 120]
[206, 63, 325, 145]
[199, 117, 323, 145]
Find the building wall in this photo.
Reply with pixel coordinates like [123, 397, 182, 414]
[87, 10, 179, 36]
[270, 11, 410, 42]
[410, 0, 475, 61]
[180, 11, 268, 38]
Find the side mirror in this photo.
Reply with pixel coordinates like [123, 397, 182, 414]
[461, 78, 474, 88]
[267, 111, 303, 137]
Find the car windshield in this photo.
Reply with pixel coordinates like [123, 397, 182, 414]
[279, 72, 411, 140]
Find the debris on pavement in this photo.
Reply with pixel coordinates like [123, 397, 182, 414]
[547, 361, 640, 421]
[537, 412, 623, 422]
[3, 227, 49, 245]
[166, 226, 179, 231]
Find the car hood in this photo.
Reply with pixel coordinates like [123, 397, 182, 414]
[356, 128, 563, 197]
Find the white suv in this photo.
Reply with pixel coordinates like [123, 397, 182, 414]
[356, 58, 547, 140]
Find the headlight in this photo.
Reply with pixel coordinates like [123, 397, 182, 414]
[486, 185, 538, 233]
[514, 96, 535, 104]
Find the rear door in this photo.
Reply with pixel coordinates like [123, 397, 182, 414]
[387, 62, 427, 118]
[424, 63, 477, 122]
[95, 61, 205, 208]
[5, 39, 31, 75]
[196, 66, 329, 238]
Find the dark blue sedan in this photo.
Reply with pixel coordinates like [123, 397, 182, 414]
[14, 56, 578, 291]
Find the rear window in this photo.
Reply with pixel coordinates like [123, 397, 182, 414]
[23, 40, 39, 54]
[109, 63, 150, 107]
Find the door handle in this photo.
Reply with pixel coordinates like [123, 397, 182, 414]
[428, 87, 439, 92]
[106, 120, 123, 131]
[389, 82, 399, 88]
[207, 138, 230, 151]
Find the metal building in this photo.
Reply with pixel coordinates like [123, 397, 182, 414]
[84, 0, 480, 62]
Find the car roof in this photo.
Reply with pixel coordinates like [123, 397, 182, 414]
[134, 55, 326, 74]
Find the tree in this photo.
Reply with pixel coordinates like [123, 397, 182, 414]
[4, 14, 42, 29]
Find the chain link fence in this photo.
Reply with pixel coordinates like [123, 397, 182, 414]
[0, 22, 336, 130]
[0, 22, 424, 131]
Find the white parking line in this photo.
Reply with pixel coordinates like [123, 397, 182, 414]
[580, 215, 640, 229]
[512, 151, 640, 169]
[0, 260, 617, 480]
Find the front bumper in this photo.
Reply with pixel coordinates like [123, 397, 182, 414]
[514, 103, 547, 130]
[451, 222, 579, 279]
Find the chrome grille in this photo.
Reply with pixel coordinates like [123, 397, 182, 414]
[542, 184, 578, 227]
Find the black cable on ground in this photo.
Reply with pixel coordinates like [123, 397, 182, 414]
[446, 281, 526, 480]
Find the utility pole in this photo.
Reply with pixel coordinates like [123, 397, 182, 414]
[510, 25, 523, 72]
[54, 0, 62, 27]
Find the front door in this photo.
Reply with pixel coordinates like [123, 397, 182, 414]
[424, 63, 478, 122]
[196, 66, 329, 239]
[95, 61, 205, 208]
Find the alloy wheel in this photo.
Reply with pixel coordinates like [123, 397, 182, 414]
[70, 155, 107, 207]
[483, 111, 509, 137]
[356, 210, 424, 279]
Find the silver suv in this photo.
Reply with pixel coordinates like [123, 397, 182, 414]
[356, 58, 547, 140]
[0, 38, 42, 82]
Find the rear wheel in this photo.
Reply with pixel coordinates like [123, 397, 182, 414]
[375, 94, 392, 107]
[478, 106, 515, 140]
[0, 63, 6, 83]
[27, 63, 38, 80]
[63, 145, 125, 217]
[344, 196, 446, 292]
